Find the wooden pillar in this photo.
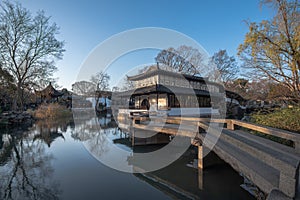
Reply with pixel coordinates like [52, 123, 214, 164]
[198, 145, 204, 169]
[156, 93, 159, 110]
[131, 118, 135, 147]
[198, 168, 203, 190]
[198, 145, 204, 190]
[131, 128, 135, 147]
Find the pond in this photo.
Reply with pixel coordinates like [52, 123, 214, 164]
[0, 115, 255, 200]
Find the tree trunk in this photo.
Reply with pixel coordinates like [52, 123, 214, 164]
[95, 93, 100, 112]
[17, 82, 24, 111]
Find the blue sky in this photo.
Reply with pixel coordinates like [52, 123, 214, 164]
[14, 0, 274, 89]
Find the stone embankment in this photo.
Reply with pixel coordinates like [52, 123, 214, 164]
[0, 111, 34, 125]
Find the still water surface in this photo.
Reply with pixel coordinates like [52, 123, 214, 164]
[0, 116, 255, 200]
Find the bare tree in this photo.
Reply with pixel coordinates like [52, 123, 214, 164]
[72, 80, 96, 96]
[155, 45, 204, 75]
[210, 50, 239, 85]
[90, 71, 110, 92]
[238, 0, 300, 100]
[267, 82, 295, 102]
[0, 1, 65, 110]
[120, 77, 135, 91]
[90, 71, 110, 111]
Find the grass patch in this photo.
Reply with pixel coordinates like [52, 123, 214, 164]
[250, 106, 300, 147]
[251, 106, 300, 133]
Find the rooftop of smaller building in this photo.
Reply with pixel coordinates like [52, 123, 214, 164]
[35, 82, 63, 98]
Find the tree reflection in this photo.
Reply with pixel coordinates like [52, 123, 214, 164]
[0, 121, 67, 200]
[72, 112, 116, 157]
[74, 116, 109, 156]
[33, 119, 73, 147]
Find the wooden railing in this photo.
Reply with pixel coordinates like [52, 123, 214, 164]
[225, 119, 300, 153]
[130, 116, 300, 153]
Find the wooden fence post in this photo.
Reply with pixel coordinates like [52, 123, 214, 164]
[227, 120, 235, 130]
[131, 118, 135, 146]
[198, 145, 204, 169]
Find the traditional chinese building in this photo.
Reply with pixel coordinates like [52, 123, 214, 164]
[115, 66, 226, 117]
[35, 82, 64, 103]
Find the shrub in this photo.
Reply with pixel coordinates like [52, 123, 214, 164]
[251, 106, 300, 133]
[34, 103, 72, 120]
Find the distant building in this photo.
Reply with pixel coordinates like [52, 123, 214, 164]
[35, 82, 63, 103]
